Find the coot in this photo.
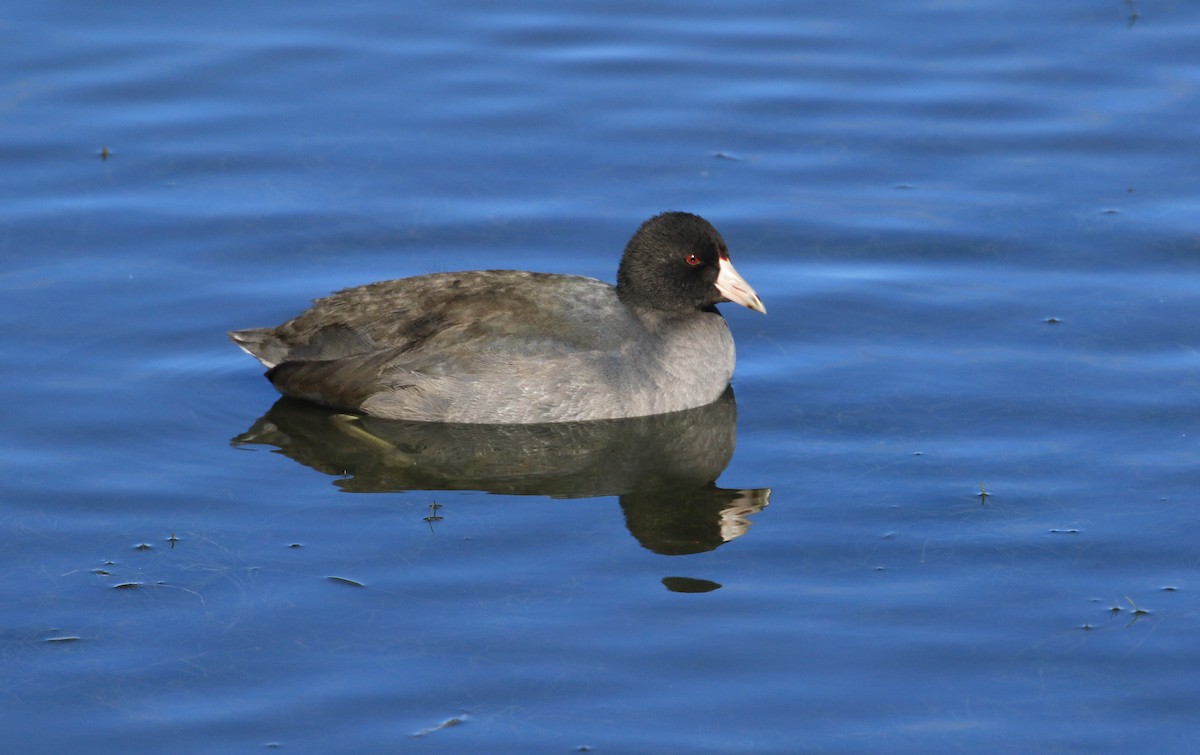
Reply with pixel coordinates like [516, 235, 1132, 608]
[230, 211, 765, 423]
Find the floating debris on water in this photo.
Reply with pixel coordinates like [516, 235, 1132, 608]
[412, 715, 467, 737]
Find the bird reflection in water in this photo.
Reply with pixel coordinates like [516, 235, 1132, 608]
[233, 388, 770, 559]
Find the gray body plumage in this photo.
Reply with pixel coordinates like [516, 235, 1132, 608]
[231, 270, 735, 423]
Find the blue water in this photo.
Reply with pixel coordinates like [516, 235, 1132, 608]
[4, 0, 1200, 752]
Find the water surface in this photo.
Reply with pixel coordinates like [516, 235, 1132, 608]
[3, 1, 1199, 752]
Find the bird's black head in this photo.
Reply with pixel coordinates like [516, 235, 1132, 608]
[616, 212, 765, 315]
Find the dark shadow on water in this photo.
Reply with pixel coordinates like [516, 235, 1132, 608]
[233, 389, 770, 555]
[662, 576, 722, 593]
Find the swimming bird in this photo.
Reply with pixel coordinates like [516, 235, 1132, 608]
[230, 211, 765, 424]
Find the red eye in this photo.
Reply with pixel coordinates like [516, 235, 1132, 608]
[685, 254, 702, 266]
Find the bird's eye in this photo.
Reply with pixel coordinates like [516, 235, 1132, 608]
[685, 253, 702, 266]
